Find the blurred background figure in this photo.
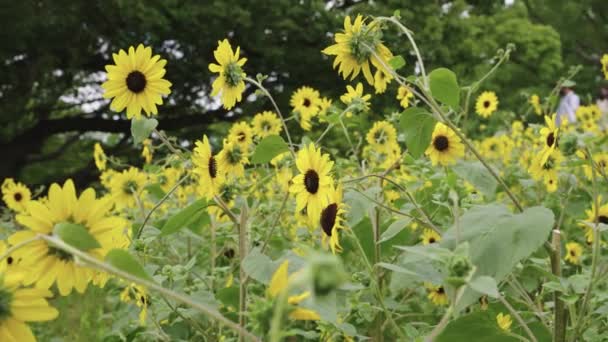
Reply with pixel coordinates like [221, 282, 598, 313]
[556, 83, 579, 126]
[597, 86, 608, 115]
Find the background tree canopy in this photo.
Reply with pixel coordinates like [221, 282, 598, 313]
[1, 0, 606, 187]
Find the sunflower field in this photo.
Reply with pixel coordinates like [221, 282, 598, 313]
[2, 1, 608, 342]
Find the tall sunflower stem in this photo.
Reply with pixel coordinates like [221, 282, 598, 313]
[549, 229, 565, 342]
[245, 77, 296, 159]
[39, 235, 261, 342]
[498, 294, 538, 342]
[238, 204, 249, 342]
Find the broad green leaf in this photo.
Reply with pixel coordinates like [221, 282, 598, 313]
[452, 161, 498, 199]
[131, 117, 158, 144]
[388, 55, 406, 70]
[53, 222, 101, 251]
[469, 276, 499, 298]
[216, 286, 240, 311]
[441, 204, 554, 309]
[105, 249, 152, 281]
[251, 135, 289, 164]
[145, 183, 166, 201]
[161, 199, 207, 236]
[429, 67, 460, 108]
[377, 262, 419, 277]
[325, 113, 341, 125]
[343, 186, 380, 226]
[378, 218, 412, 244]
[242, 248, 275, 285]
[399, 107, 436, 159]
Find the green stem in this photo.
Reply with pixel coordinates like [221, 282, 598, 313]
[499, 294, 538, 342]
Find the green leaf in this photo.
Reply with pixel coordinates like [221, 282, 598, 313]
[388, 55, 406, 70]
[131, 117, 158, 144]
[399, 107, 436, 159]
[452, 161, 498, 199]
[242, 248, 275, 285]
[325, 113, 341, 125]
[53, 222, 101, 251]
[145, 183, 166, 201]
[429, 67, 460, 108]
[251, 135, 289, 164]
[469, 276, 499, 298]
[343, 186, 381, 226]
[105, 249, 152, 281]
[437, 310, 517, 342]
[378, 218, 412, 244]
[161, 199, 207, 236]
[377, 262, 419, 277]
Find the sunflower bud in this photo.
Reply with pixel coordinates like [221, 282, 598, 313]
[446, 254, 473, 287]
[559, 134, 578, 156]
[311, 254, 346, 297]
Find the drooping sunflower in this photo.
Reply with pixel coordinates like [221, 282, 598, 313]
[530, 94, 542, 115]
[227, 122, 253, 149]
[322, 15, 394, 87]
[421, 229, 441, 245]
[252, 111, 282, 139]
[601, 54, 608, 80]
[319, 185, 347, 254]
[496, 313, 512, 332]
[192, 136, 225, 200]
[366, 121, 397, 152]
[425, 122, 465, 166]
[102, 44, 172, 119]
[475, 91, 499, 118]
[373, 70, 392, 94]
[0, 268, 59, 342]
[267, 260, 320, 321]
[397, 86, 414, 108]
[109, 167, 148, 210]
[1, 179, 31, 213]
[539, 114, 559, 165]
[290, 87, 321, 131]
[9, 179, 130, 296]
[93, 143, 107, 171]
[340, 83, 371, 117]
[529, 149, 562, 193]
[209, 39, 247, 110]
[564, 242, 583, 265]
[425, 283, 448, 306]
[289, 143, 334, 221]
[217, 139, 249, 179]
[120, 283, 149, 325]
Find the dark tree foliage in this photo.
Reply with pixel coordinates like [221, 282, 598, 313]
[0, 0, 601, 187]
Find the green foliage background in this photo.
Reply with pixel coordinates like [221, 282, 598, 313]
[1, 0, 606, 186]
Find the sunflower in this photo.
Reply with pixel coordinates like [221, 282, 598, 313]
[539, 114, 559, 165]
[192, 136, 225, 200]
[120, 283, 149, 325]
[425, 122, 465, 166]
[366, 121, 397, 152]
[475, 91, 499, 118]
[601, 54, 608, 80]
[373, 70, 392, 94]
[496, 313, 512, 332]
[109, 167, 148, 210]
[582, 153, 608, 180]
[565, 242, 583, 265]
[157, 167, 181, 193]
[227, 122, 253, 149]
[530, 94, 542, 115]
[426, 283, 448, 306]
[529, 149, 562, 193]
[267, 260, 320, 321]
[318, 97, 333, 122]
[319, 185, 347, 254]
[209, 39, 247, 110]
[102, 44, 172, 119]
[397, 86, 414, 108]
[252, 111, 282, 139]
[217, 139, 249, 179]
[0, 268, 59, 342]
[93, 143, 107, 171]
[340, 83, 371, 117]
[1, 179, 31, 213]
[322, 15, 394, 87]
[141, 139, 153, 164]
[289, 143, 334, 221]
[290, 87, 321, 131]
[9, 179, 130, 296]
[421, 229, 441, 245]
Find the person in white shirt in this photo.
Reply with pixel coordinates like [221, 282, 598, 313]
[556, 85, 579, 126]
[597, 86, 608, 115]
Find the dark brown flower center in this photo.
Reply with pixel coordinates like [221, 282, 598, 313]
[237, 132, 246, 142]
[546, 132, 556, 147]
[433, 136, 449, 151]
[437, 286, 445, 294]
[126, 71, 147, 93]
[208, 156, 217, 178]
[13, 192, 22, 202]
[599, 216, 608, 225]
[320, 203, 338, 236]
[6, 257, 13, 265]
[304, 170, 319, 194]
[483, 100, 490, 108]
[429, 237, 436, 244]
[570, 250, 576, 256]
[303, 98, 311, 107]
